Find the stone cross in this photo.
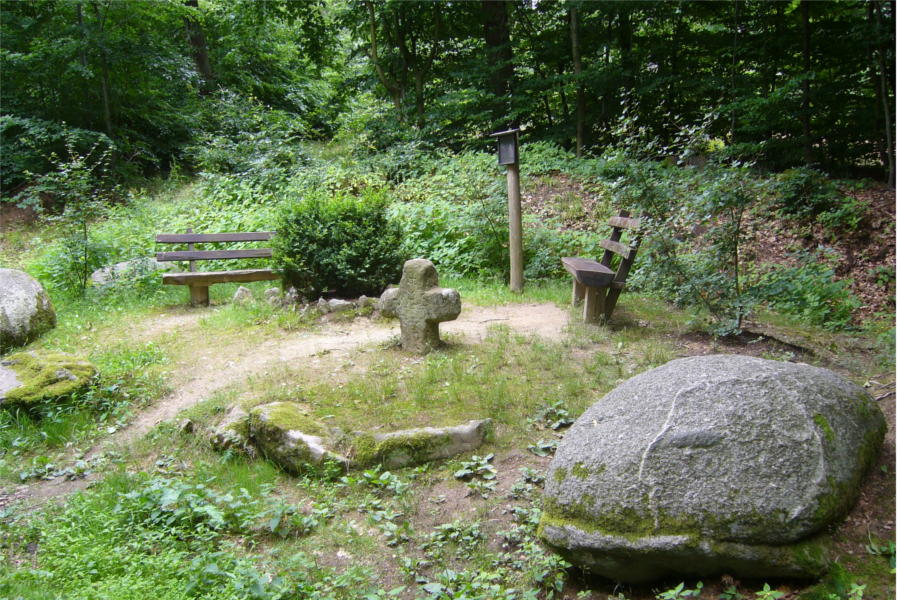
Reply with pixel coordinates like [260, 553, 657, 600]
[379, 259, 461, 353]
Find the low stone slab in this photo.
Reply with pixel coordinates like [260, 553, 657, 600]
[0, 351, 97, 406]
[540, 355, 886, 582]
[249, 402, 347, 473]
[0, 269, 56, 352]
[351, 419, 493, 469]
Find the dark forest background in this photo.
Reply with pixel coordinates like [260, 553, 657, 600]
[1, 0, 895, 195]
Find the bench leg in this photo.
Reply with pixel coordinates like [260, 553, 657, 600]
[583, 287, 605, 324]
[189, 285, 210, 307]
[571, 280, 586, 306]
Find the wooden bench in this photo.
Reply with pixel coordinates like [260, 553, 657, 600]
[155, 229, 279, 306]
[561, 211, 642, 324]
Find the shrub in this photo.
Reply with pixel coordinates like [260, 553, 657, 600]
[755, 253, 860, 330]
[773, 167, 842, 219]
[272, 188, 404, 297]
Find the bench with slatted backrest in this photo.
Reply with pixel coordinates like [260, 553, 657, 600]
[155, 229, 279, 306]
[561, 211, 642, 323]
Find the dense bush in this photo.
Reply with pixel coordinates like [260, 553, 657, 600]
[273, 188, 404, 297]
[755, 253, 860, 330]
[773, 167, 843, 219]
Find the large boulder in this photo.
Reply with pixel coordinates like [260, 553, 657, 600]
[0, 351, 96, 406]
[0, 269, 55, 352]
[249, 402, 347, 473]
[540, 354, 885, 582]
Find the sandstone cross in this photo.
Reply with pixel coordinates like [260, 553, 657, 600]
[379, 259, 461, 353]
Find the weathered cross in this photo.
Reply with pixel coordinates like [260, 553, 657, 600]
[379, 259, 461, 354]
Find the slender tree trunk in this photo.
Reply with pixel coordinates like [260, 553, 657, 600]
[90, 2, 113, 138]
[76, 3, 88, 68]
[414, 70, 425, 129]
[365, 1, 404, 117]
[569, 3, 585, 156]
[730, 0, 738, 140]
[617, 5, 633, 91]
[481, 0, 515, 128]
[873, 1, 895, 186]
[184, 0, 214, 93]
[800, 0, 813, 165]
[557, 62, 570, 121]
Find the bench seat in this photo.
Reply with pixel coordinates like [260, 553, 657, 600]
[162, 268, 279, 286]
[561, 257, 615, 288]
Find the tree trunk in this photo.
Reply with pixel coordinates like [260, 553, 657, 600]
[90, 1, 113, 138]
[184, 0, 214, 93]
[365, 1, 404, 117]
[481, 0, 515, 128]
[800, 0, 813, 165]
[873, 1, 895, 186]
[569, 4, 585, 156]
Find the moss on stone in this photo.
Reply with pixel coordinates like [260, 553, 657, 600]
[552, 467, 568, 483]
[251, 401, 326, 437]
[351, 430, 452, 468]
[571, 462, 590, 480]
[813, 414, 836, 442]
[2, 352, 96, 406]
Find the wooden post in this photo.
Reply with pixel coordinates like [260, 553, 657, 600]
[506, 162, 524, 293]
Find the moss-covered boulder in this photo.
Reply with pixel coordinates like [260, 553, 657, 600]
[0, 269, 56, 352]
[248, 402, 347, 473]
[0, 351, 96, 406]
[351, 419, 493, 469]
[540, 355, 885, 582]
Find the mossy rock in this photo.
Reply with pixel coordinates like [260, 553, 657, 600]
[0, 351, 97, 407]
[0, 269, 56, 353]
[541, 355, 885, 582]
[350, 419, 493, 469]
[209, 405, 253, 454]
[248, 401, 347, 474]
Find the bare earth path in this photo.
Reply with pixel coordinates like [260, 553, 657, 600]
[5, 302, 568, 508]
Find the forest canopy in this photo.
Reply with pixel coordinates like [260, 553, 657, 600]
[1, 0, 895, 195]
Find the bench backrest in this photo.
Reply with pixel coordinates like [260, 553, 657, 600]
[600, 211, 641, 285]
[155, 231, 276, 262]
[155, 230, 276, 272]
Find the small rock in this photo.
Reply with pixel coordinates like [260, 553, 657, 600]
[264, 287, 282, 306]
[233, 286, 253, 304]
[356, 295, 376, 308]
[317, 298, 330, 314]
[351, 419, 493, 469]
[179, 419, 194, 434]
[327, 299, 354, 313]
[377, 287, 399, 316]
[284, 287, 303, 305]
